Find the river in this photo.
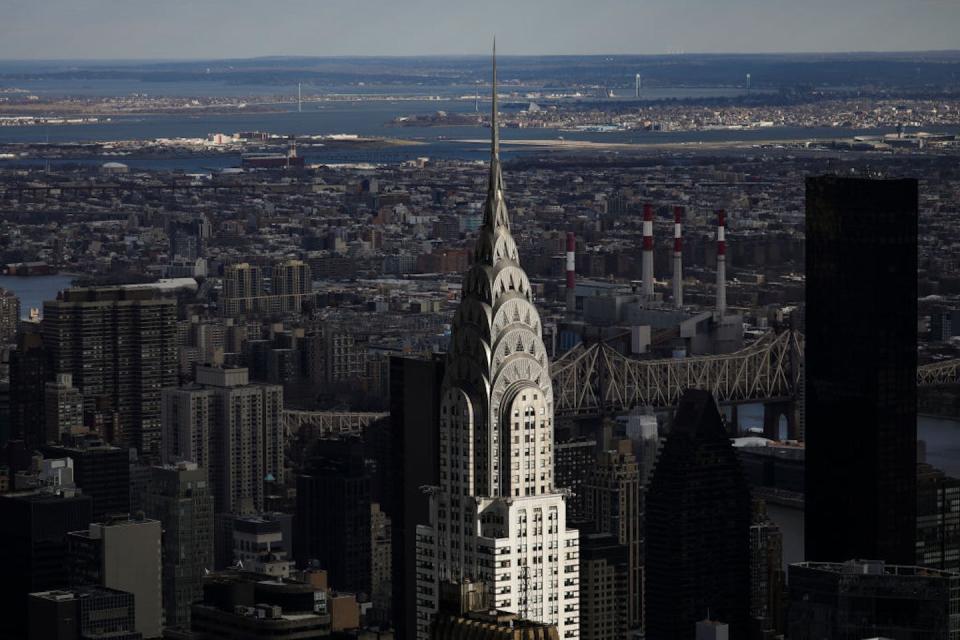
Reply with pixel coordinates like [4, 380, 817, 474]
[3, 98, 958, 170]
[0, 274, 77, 319]
[735, 403, 960, 475]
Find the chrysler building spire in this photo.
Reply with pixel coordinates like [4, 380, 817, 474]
[415, 41, 580, 640]
[483, 37, 510, 234]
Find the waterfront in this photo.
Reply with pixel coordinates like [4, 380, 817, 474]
[0, 273, 77, 318]
[2, 100, 956, 171]
[918, 415, 960, 476]
[738, 403, 960, 476]
[3, 100, 953, 145]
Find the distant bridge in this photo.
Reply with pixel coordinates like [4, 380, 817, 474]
[283, 410, 388, 439]
[550, 329, 960, 420]
[918, 359, 960, 387]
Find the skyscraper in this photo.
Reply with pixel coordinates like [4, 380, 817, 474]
[44, 436, 130, 522]
[582, 440, 642, 631]
[161, 383, 212, 470]
[749, 501, 785, 636]
[296, 437, 372, 594]
[9, 325, 47, 448]
[44, 374, 84, 443]
[0, 287, 20, 346]
[169, 216, 211, 261]
[0, 488, 92, 639]
[272, 259, 313, 312]
[415, 46, 580, 640]
[645, 389, 751, 639]
[43, 287, 178, 456]
[67, 516, 163, 639]
[142, 461, 214, 630]
[578, 532, 629, 640]
[805, 176, 918, 565]
[161, 366, 283, 515]
[554, 437, 596, 522]
[221, 262, 264, 316]
[916, 463, 960, 573]
[389, 354, 444, 640]
[371, 502, 393, 622]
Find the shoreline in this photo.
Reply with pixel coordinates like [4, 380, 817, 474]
[919, 412, 960, 422]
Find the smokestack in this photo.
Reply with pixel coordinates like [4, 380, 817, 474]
[642, 203, 654, 298]
[566, 231, 576, 314]
[716, 209, 727, 316]
[673, 206, 683, 308]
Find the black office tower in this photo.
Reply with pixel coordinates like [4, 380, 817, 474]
[44, 437, 130, 522]
[645, 389, 751, 640]
[805, 176, 918, 565]
[389, 354, 443, 640]
[9, 328, 46, 449]
[296, 436, 372, 594]
[0, 490, 93, 639]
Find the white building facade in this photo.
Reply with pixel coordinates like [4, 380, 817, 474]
[415, 49, 580, 640]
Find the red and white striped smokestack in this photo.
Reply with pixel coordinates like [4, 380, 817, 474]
[642, 203, 654, 297]
[716, 209, 727, 316]
[565, 231, 576, 314]
[673, 206, 683, 308]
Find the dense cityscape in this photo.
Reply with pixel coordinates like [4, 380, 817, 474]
[1, 8, 960, 640]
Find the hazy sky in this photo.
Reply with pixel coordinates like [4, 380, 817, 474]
[1, 0, 958, 59]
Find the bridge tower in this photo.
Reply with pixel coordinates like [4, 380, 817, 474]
[762, 400, 799, 440]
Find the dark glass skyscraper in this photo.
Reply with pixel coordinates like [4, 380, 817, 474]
[44, 438, 130, 522]
[805, 176, 918, 565]
[388, 354, 443, 640]
[295, 436, 372, 594]
[0, 490, 93, 639]
[645, 389, 751, 640]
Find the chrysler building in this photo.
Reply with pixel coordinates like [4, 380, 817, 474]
[415, 43, 580, 640]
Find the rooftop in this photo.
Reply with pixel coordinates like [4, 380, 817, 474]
[794, 559, 959, 579]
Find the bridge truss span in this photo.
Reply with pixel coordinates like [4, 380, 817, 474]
[282, 410, 388, 439]
[552, 329, 959, 417]
[551, 330, 804, 416]
[918, 359, 960, 386]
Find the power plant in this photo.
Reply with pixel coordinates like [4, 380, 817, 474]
[556, 201, 741, 357]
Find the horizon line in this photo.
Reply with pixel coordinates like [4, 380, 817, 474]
[2, 48, 960, 64]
